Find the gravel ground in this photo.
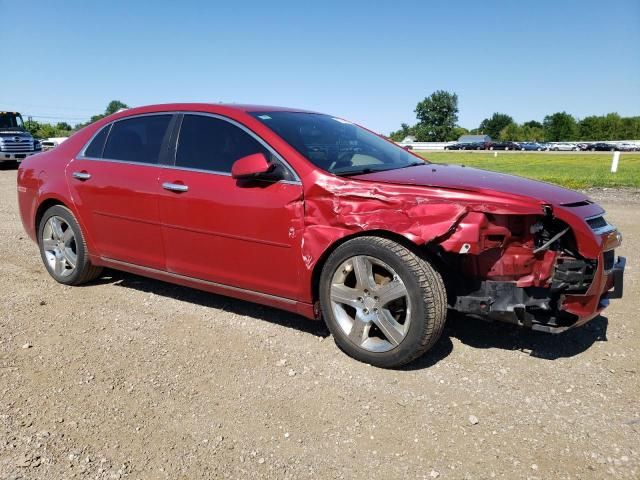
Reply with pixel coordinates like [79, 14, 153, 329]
[0, 166, 638, 479]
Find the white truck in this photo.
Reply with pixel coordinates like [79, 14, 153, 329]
[0, 111, 42, 163]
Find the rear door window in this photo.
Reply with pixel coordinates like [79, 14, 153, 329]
[102, 115, 172, 164]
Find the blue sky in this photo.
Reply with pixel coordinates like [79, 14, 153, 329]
[2, 0, 638, 133]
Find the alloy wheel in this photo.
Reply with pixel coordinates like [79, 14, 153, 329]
[42, 216, 77, 278]
[330, 255, 411, 353]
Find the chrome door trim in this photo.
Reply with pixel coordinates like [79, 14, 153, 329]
[162, 182, 189, 193]
[72, 171, 92, 180]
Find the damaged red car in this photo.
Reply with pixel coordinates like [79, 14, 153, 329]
[17, 104, 625, 367]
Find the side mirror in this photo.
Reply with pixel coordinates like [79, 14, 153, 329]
[231, 153, 273, 179]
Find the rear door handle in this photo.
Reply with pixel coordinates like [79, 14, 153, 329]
[72, 171, 92, 181]
[162, 182, 189, 193]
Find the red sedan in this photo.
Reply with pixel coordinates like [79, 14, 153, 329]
[17, 104, 625, 367]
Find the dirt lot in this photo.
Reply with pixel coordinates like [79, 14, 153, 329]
[0, 167, 638, 479]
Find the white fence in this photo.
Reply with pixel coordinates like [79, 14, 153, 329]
[396, 142, 453, 151]
[395, 140, 640, 151]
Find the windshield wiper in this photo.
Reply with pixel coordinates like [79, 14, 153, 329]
[334, 167, 379, 177]
[397, 161, 424, 169]
[334, 161, 424, 177]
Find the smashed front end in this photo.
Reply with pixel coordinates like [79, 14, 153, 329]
[301, 172, 624, 331]
[437, 205, 625, 332]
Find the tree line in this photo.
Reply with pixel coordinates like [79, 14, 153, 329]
[389, 91, 640, 142]
[24, 100, 129, 139]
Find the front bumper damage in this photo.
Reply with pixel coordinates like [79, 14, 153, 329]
[607, 256, 625, 300]
[454, 253, 625, 333]
[298, 172, 624, 327]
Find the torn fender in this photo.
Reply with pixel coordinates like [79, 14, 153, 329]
[299, 176, 541, 272]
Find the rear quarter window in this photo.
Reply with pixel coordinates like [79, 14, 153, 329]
[84, 125, 110, 158]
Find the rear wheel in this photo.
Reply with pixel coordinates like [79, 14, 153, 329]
[38, 205, 103, 285]
[319, 237, 447, 368]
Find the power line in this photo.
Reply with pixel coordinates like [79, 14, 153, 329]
[28, 114, 91, 121]
[0, 100, 102, 112]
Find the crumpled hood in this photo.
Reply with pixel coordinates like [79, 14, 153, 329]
[353, 163, 588, 206]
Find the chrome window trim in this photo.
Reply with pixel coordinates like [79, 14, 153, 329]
[76, 110, 302, 185]
[174, 111, 300, 183]
[77, 112, 172, 161]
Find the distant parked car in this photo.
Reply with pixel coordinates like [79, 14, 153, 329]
[549, 143, 580, 151]
[462, 141, 489, 150]
[519, 142, 545, 151]
[589, 142, 617, 152]
[616, 143, 638, 152]
[488, 141, 521, 151]
[444, 143, 464, 150]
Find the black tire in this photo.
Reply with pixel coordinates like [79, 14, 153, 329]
[319, 237, 447, 368]
[38, 205, 103, 285]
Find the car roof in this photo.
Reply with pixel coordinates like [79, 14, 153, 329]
[115, 103, 319, 116]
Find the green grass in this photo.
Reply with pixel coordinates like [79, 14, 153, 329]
[416, 152, 640, 189]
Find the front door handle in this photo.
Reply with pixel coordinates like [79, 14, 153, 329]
[162, 182, 189, 193]
[72, 171, 92, 181]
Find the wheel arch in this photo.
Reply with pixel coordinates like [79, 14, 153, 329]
[34, 196, 68, 234]
[310, 229, 435, 304]
[33, 196, 97, 258]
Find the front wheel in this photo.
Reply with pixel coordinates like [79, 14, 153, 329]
[319, 237, 447, 368]
[38, 205, 103, 285]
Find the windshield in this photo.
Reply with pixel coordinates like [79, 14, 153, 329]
[0, 112, 25, 130]
[250, 111, 424, 175]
